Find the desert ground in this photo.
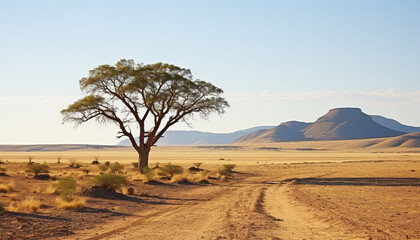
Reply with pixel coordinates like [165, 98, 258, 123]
[0, 142, 419, 240]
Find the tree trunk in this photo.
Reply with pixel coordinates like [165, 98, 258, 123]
[138, 148, 150, 173]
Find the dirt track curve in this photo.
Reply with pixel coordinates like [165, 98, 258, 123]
[62, 171, 370, 240]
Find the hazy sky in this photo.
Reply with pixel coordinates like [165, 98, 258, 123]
[1, 0, 419, 144]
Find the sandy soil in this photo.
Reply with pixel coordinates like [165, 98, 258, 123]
[0, 147, 419, 239]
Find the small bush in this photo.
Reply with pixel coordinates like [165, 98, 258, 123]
[98, 164, 109, 172]
[218, 164, 236, 176]
[26, 163, 49, 176]
[56, 197, 86, 210]
[132, 162, 139, 169]
[93, 173, 128, 190]
[21, 198, 41, 212]
[0, 166, 6, 174]
[158, 163, 183, 179]
[91, 156, 100, 165]
[57, 156, 62, 163]
[69, 159, 81, 168]
[193, 162, 203, 168]
[109, 162, 124, 174]
[104, 161, 111, 166]
[57, 177, 77, 201]
[141, 167, 155, 183]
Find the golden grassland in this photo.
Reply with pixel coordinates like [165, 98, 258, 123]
[0, 141, 419, 239]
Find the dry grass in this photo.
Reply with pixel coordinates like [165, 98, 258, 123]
[44, 184, 57, 194]
[0, 184, 10, 193]
[30, 186, 42, 194]
[7, 193, 18, 201]
[6, 202, 19, 212]
[20, 197, 41, 212]
[170, 171, 210, 183]
[0, 182, 14, 193]
[55, 197, 86, 210]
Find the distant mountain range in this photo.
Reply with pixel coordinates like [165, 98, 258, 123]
[117, 126, 274, 146]
[118, 107, 420, 146]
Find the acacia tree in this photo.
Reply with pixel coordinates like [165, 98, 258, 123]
[61, 59, 229, 173]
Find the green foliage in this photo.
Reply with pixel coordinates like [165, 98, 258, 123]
[141, 167, 155, 181]
[158, 163, 183, 179]
[193, 162, 203, 168]
[57, 177, 77, 202]
[109, 162, 124, 173]
[26, 163, 49, 176]
[98, 164, 109, 172]
[61, 59, 229, 170]
[223, 164, 236, 172]
[93, 173, 128, 190]
[218, 164, 236, 176]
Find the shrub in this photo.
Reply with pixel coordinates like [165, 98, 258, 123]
[193, 162, 203, 168]
[132, 162, 139, 169]
[69, 159, 81, 168]
[158, 163, 183, 179]
[218, 164, 236, 176]
[21, 198, 41, 212]
[98, 164, 109, 172]
[56, 197, 86, 210]
[57, 156, 62, 163]
[141, 167, 155, 182]
[26, 163, 49, 176]
[91, 156, 100, 165]
[57, 177, 77, 201]
[93, 173, 128, 190]
[0, 166, 6, 174]
[171, 171, 210, 184]
[109, 162, 124, 174]
[105, 161, 111, 166]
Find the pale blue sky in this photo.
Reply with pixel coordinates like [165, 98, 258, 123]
[1, 0, 419, 144]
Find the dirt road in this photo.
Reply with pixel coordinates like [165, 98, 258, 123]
[66, 174, 367, 240]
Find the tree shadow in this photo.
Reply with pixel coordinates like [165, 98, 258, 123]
[75, 207, 131, 216]
[284, 177, 420, 186]
[1, 211, 70, 221]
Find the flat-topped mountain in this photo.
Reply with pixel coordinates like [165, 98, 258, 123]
[303, 108, 403, 140]
[235, 108, 405, 143]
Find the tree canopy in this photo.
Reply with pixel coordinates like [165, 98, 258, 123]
[61, 59, 229, 172]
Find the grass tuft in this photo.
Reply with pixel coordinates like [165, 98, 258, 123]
[93, 173, 128, 190]
[21, 197, 41, 212]
[26, 163, 49, 176]
[56, 197, 86, 210]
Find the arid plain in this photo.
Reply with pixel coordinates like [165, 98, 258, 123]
[0, 140, 419, 240]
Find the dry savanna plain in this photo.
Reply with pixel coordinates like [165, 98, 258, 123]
[0, 140, 419, 240]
